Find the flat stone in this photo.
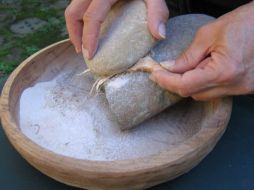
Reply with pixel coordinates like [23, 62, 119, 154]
[0, 12, 16, 25]
[0, 12, 9, 22]
[50, 0, 69, 9]
[6, 48, 23, 61]
[0, 0, 21, 8]
[48, 17, 61, 25]
[0, 37, 4, 46]
[60, 26, 68, 37]
[10, 18, 47, 35]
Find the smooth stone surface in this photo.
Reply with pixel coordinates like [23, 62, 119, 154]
[50, 0, 69, 9]
[105, 73, 180, 129]
[83, 0, 156, 76]
[150, 14, 214, 62]
[0, 0, 21, 7]
[104, 14, 215, 130]
[0, 12, 11, 22]
[10, 18, 47, 35]
[5, 48, 23, 61]
[0, 37, 4, 46]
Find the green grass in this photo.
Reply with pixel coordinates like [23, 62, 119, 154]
[0, 60, 19, 74]
[0, 0, 68, 78]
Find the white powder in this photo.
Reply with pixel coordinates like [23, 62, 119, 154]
[19, 70, 201, 161]
[106, 75, 130, 89]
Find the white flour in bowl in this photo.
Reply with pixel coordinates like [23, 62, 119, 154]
[19, 71, 202, 161]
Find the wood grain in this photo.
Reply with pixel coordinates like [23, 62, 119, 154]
[0, 39, 232, 190]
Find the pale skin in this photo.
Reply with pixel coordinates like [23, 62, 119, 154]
[65, 0, 254, 101]
[65, 0, 169, 57]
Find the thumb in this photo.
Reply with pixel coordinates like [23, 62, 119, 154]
[144, 0, 169, 40]
[160, 31, 210, 73]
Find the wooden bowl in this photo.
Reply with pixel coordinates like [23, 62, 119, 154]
[0, 40, 232, 190]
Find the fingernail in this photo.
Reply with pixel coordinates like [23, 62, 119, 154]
[160, 60, 175, 71]
[158, 23, 166, 39]
[83, 48, 89, 59]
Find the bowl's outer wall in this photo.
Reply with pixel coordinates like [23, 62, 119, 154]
[0, 40, 232, 190]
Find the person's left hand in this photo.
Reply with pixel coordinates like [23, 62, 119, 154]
[150, 2, 254, 100]
[65, 0, 169, 58]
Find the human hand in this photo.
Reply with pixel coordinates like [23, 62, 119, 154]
[150, 2, 254, 100]
[65, 0, 169, 59]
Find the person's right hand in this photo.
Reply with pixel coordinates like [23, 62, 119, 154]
[150, 2, 254, 100]
[65, 0, 169, 59]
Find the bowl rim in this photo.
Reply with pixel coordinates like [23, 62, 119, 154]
[0, 39, 232, 175]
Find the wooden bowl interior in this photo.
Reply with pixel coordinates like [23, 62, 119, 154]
[0, 40, 232, 190]
[10, 41, 205, 152]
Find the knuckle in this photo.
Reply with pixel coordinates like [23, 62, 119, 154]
[65, 6, 76, 19]
[220, 61, 244, 83]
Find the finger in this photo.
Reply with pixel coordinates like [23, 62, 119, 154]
[191, 87, 228, 101]
[160, 28, 211, 73]
[65, 0, 91, 53]
[82, 0, 118, 59]
[150, 57, 220, 97]
[144, 0, 169, 40]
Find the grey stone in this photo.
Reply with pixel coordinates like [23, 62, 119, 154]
[105, 73, 181, 130]
[150, 14, 215, 62]
[60, 26, 68, 37]
[0, 12, 9, 22]
[6, 48, 23, 61]
[10, 18, 47, 35]
[0, 12, 16, 27]
[48, 17, 61, 25]
[104, 14, 215, 130]
[50, 0, 69, 9]
[0, 37, 4, 45]
[0, 0, 21, 8]
[83, 0, 156, 77]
